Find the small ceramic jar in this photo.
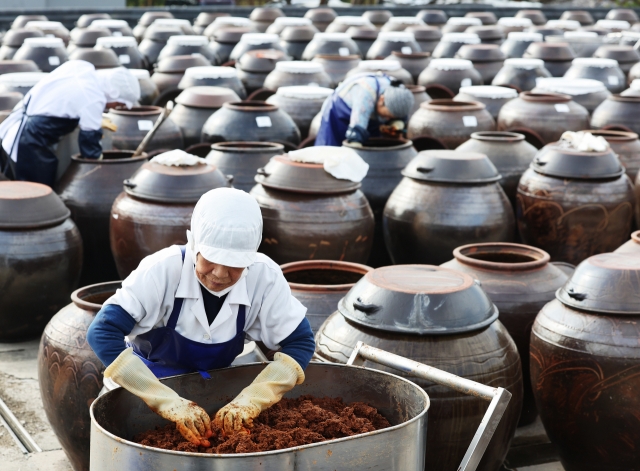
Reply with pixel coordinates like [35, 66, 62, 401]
[95, 36, 147, 70]
[466, 25, 505, 45]
[407, 25, 442, 53]
[491, 58, 552, 92]
[523, 41, 576, 77]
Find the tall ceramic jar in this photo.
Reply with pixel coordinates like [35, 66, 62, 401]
[343, 138, 418, 267]
[497, 92, 590, 146]
[205, 141, 284, 192]
[531, 253, 640, 471]
[517, 140, 635, 265]
[281, 260, 372, 333]
[456, 131, 537, 205]
[57, 151, 148, 286]
[110, 158, 231, 278]
[384, 150, 515, 265]
[250, 151, 374, 265]
[105, 106, 184, 152]
[408, 99, 495, 148]
[0, 182, 82, 341]
[266, 86, 333, 139]
[38, 281, 120, 471]
[442, 243, 570, 426]
[315, 264, 523, 471]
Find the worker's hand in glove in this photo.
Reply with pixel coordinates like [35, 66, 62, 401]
[214, 352, 305, 436]
[379, 120, 406, 138]
[104, 348, 213, 447]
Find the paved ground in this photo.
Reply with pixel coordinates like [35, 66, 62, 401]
[0, 338, 565, 471]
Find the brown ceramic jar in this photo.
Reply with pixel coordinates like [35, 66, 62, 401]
[523, 41, 576, 77]
[532, 77, 611, 114]
[13, 37, 68, 72]
[384, 150, 515, 265]
[263, 61, 332, 90]
[346, 59, 413, 85]
[301, 32, 360, 60]
[312, 54, 361, 88]
[531, 253, 640, 471]
[517, 141, 635, 265]
[281, 260, 372, 333]
[38, 281, 119, 471]
[417, 58, 483, 98]
[304, 8, 337, 32]
[250, 152, 374, 265]
[151, 54, 210, 94]
[0, 182, 82, 341]
[454, 85, 518, 120]
[250, 7, 284, 33]
[407, 25, 442, 54]
[106, 106, 184, 152]
[591, 95, 640, 135]
[408, 99, 495, 149]
[236, 49, 287, 94]
[408, 84, 431, 117]
[366, 31, 421, 60]
[442, 243, 570, 426]
[315, 264, 522, 471]
[266, 86, 333, 139]
[497, 92, 590, 146]
[384, 51, 431, 82]
[516, 10, 547, 26]
[455, 43, 505, 84]
[593, 45, 640, 75]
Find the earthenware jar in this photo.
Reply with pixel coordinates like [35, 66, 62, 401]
[546, 31, 603, 58]
[0, 71, 47, 95]
[13, 37, 68, 72]
[148, 18, 195, 36]
[263, 61, 332, 89]
[250, 7, 284, 33]
[68, 47, 120, 69]
[38, 281, 119, 471]
[110, 159, 230, 277]
[311, 54, 360, 88]
[497, 92, 590, 146]
[138, 26, 183, 67]
[545, 20, 581, 32]
[169, 86, 240, 147]
[531, 253, 640, 471]
[384, 51, 430, 82]
[442, 17, 482, 34]
[347, 25, 378, 58]
[106, 106, 184, 152]
[466, 25, 505, 45]
[516, 10, 547, 26]
[203, 16, 253, 39]
[315, 264, 522, 471]
[560, 10, 594, 25]
[384, 150, 515, 265]
[326, 16, 373, 34]
[0, 59, 39, 75]
[302, 32, 360, 60]
[456, 131, 537, 205]
[366, 31, 421, 60]
[157, 35, 218, 64]
[589, 129, 640, 181]
[408, 84, 431, 117]
[362, 10, 393, 30]
[208, 27, 249, 64]
[0, 28, 44, 60]
[205, 141, 284, 192]
[202, 101, 301, 147]
[432, 32, 481, 59]
[236, 49, 286, 94]
[193, 12, 228, 35]
[343, 138, 418, 267]
[564, 57, 627, 93]
[266, 17, 312, 35]
[381, 16, 425, 32]
[133, 11, 174, 41]
[418, 58, 483, 97]
[346, 59, 413, 85]
[523, 41, 575, 77]
[614, 229, 640, 254]
[406, 25, 442, 53]
[455, 43, 505, 83]
[250, 151, 374, 264]
[90, 19, 133, 38]
[266, 86, 333, 139]
[281, 260, 372, 333]
[0, 182, 82, 341]
[498, 17, 534, 35]
[95, 36, 147, 70]
[178, 65, 247, 99]
[593, 45, 640, 74]
[151, 54, 210, 94]
[416, 9, 448, 28]
[500, 32, 543, 58]
[454, 85, 518, 120]
[517, 141, 635, 264]
[280, 25, 318, 61]
[591, 95, 640, 134]
[442, 242, 569, 426]
[129, 69, 159, 105]
[12, 15, 48, 30]
[466, 11, 498, 25]
[533, 77, 611, 114]
[304, 8, 337, 32]
[607, 8, 639, 22]
[56, 151, 148, 286]
[229, 33, 286, 62]
[25, 20, 70, 45]
[408, 99, 495, 148]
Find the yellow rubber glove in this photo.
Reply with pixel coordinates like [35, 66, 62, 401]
[104, 348, 212, 446]
[213, 352, 305, 436]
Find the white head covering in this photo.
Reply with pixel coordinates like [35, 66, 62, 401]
[95, 67, 140, 109]
[187, 188, 263, 269]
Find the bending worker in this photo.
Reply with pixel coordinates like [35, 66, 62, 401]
[0, 60, 140, 187]
[87, 188, 315, 446]
[315, 73, 415, 146]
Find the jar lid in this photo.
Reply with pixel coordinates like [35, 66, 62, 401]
[275, 61, 324, 74]
[338, 265, 499, 335]
[313, 32, 350, 41]
[441, 32, 481, 44]
[0, 181, 70, 229]
[446, 17, 482, 26]
[456, 44, 505, 61]
[275, 85, 333, 100]
[429, 58, 473, 70]
[0, 60, 39, 75]
[142, 26, 183, 42]
[363, 10, 393, 24]
[281, 25, 318, 42]
[152, 18, 190, 28]
[166, 35, 209, 46]
[504, 57, 545, 70]
[25, 20, 67, 31]
[377, 31, 415, 42]
[417, 10, 448, 25]
[594, 45, 640, 62]
[69, 48, 120, 69]
[535, 77, 607, 95]
[95, 36, 137, 48]
[546, 19, 581, 30]
[214, 27, 254, 44]
[272, 17, 311, 27]
[531, 138, 624, 179]
[175, 86, 239, 109]
[333, 16, 372, 26]
[403, 149, 500, 183]
[156, 55, 210, 73]
[572, 57, 619, 68]
[498, 17, 533, 27]
[304, 8, 337, 23]
[2, 28, 44, 47]
[237, 49, 286, 72]
[557, 253, 640, 314]
[458, 85, 518, 99]
[596, 19, 631, 30]
[250, 8, 284, 22]
[466, 25, 505, 40]
[565, 31, 599, 38]
[406, 25, 442, 41]
[255, 154, 361, 194]
[507, 31, 543, 42]
[525, 41, 576, 60]
[211, 16, 253, 28]
[123, 158, 230, 203]
[92, 19, 129, 28]
[346, 25, 378, 40]
[239, 33, 279, 45]
[22, 37, 64, 48]
[387, 16, 424, 26]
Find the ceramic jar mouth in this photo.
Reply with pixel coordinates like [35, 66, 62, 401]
[423, 99, 486, 112]
[520, 91, 571, 103]
[587, 129, 638, 142]
[632, 230, 640, 245]
[72, 281, 122, 312]
[71, 150, 149, 164]
[453, 243, 551, 271]
[224, 101, 278, 112]
[211, 141, 285, 153]
[471, 131, 525, 142]
[110, 105, 161, 116]
[343, 137, 414, 150]
[314, 53, 360, 61]
[390, 51, 431, 59]
[281, 260, 372, 292]
[611, 94, 640, 103]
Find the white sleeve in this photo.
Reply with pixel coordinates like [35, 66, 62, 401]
[244, 264, 307, 351]
[78, 96, 106, 132]
[104, 247, 183, 336]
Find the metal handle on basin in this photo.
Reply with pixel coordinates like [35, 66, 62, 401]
[347, 342, 511, 471]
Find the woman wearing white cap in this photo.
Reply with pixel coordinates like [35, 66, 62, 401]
[87, 188, 315, 447]
[0, 60, 140, 186]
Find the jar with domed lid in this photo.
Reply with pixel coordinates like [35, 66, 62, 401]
[151, 54, 210, 94]
[95, 36, 147, 70]
[593, 44, 640, 74]
[325, 16, 373, 34]
[441, 16, 482, 34]
[432, 32, 481, 59]
[497, 17, 533, 35]
[304, 7, 337, 32]
[157, 35, 218, 64]
[263, 60, 332, 89]
[466, 25, 505, 45]
[380, 16, 425, 32]
[178, 65, 246, 98]
[418, 58, 483, 97]
[384, 51, 430, 82]
[0, 28, 44, 60]
[362, 10, 393, 30]
[366, 31, 421, 59]
[516, 10, 547, 26]
[588, 129, 640, 181]
[90, 19, 134, 38]
[229, 33, 286, 62]
[500, 31, 543, 58]
[522, 41, 575, 77]
[416, 9, 448, 28]
[236, 49, 286, 93]
[532, 77, 611, 113]
[301, 32, 360, 60]
[208, 26, 253, 64]
[455, 43, 506, 83]
[346, 59, 413, 85]
[25, 20, 70, 45]
[266, 16, 311, 35]
[546, 31, 603, 58]
[591, 95, 640, 135]
[491, 57, 551, 92]
[13, 37, 68, 72]
[279, 24, 319, 61]
[267, 86, 333, 138]
[454, 85, 518, 119]
[250, 7, 284, 33]
[203, 16, 253, 39]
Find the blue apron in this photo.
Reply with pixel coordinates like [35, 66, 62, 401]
[129, 247, 246, 379]
[315, 74, 385, 147]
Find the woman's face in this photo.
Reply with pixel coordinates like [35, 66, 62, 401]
[195, 253, 244, 292]
[376, 95, 394, 119]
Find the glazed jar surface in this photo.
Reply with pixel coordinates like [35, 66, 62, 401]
[591, 95, 640, 135]
[106, 106, 184, 152]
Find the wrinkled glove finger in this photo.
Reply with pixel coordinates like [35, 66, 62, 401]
[194, 417, 206, 437]
[201, 412, 213, 438]
[184, 418, 201, 441]
[176, 422, 203, 445]
[223, 409, 237, 435]
[213, 408, 226, 431]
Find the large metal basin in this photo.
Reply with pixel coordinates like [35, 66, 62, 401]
[90, 363, 429, 471]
